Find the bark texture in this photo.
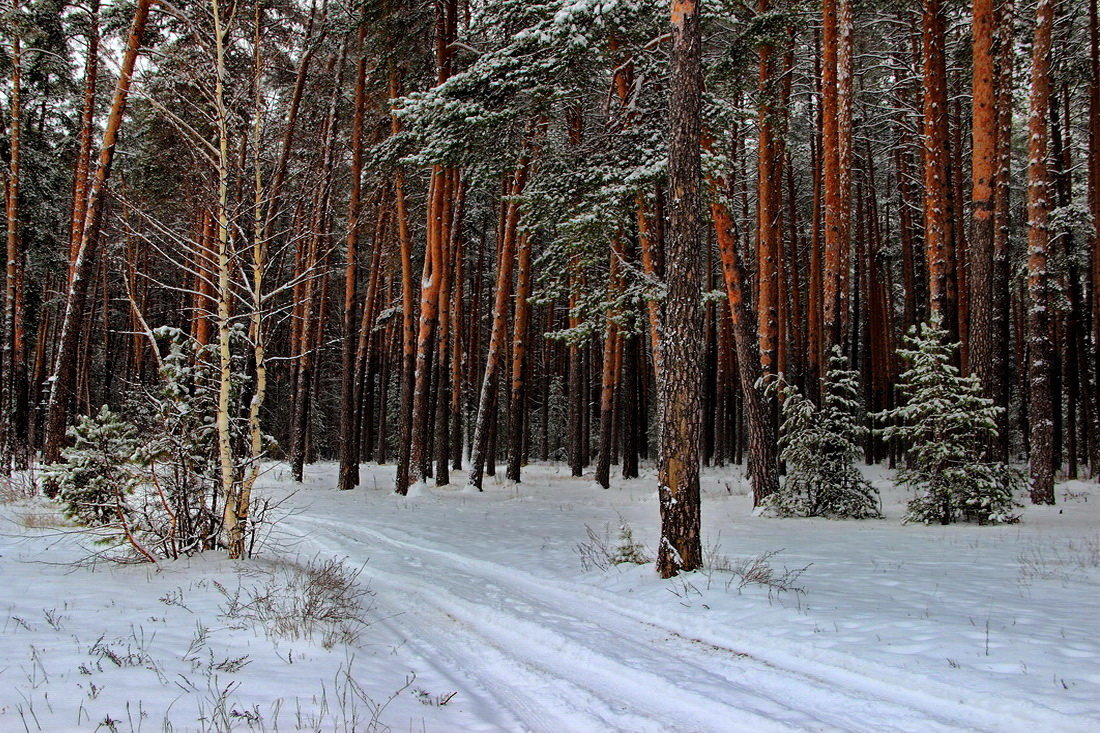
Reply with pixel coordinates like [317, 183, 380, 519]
[1025, 0, 1056, 504]
[658, 0, 704, 579]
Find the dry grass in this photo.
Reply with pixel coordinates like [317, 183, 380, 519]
[703, 540, 810, 596]
[0, 472, 37, 504]
[575, 521, 652, 572]
[1017, 536, 1100, 585]
[0, 472, 64, 528]
[17, 510, 68, 529]
[218, 556, 374, 649]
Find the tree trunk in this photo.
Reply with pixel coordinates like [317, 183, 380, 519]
[657, 0, 704, 578]
[2, 24, 25, 471]
[992, 0, 1014, 459]
[437, 173, 464, 485]
[595, 238, 623, 489]
[1026, 0, 1055, 504]
[969, 0, 996, 411]
[621, 331, 640, 479]
[67, 0, 99, 281]
[262, 3, 322, 245]
[338, 25, 369, 492]
[404, 168, 447, 491]
[392, 70, 417, 493]
[756, 0, 780, 374]
[211, 0, 238, 551]
[42, 0, 154, 479]
[290, 42, 345, 482]
[1088, 0, 1100, 478]
[447, 189, 466, 473]
[922, 0, 958, 342]
[821, 0, 853, 360]
[228, 10, 270, 559]
[710, 180, 781, 507]
[354, 196, 389, 464]
[466, 138, 535, 491]
[506, 228, 533, 482]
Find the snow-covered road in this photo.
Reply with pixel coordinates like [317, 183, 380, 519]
[271, 462, 1098, 732]
[2, 461, 1096, 732]
[290, 511, 1053, 732]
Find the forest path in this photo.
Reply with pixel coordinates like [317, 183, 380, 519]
[282, 505, 1054, 733]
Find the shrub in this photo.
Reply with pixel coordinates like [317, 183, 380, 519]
[575, 521, 652, 571]
[764, 348, 881, 519]
[44, 328, 257, 559]
[878, 318, 1022, 525]
[44, 407, 143, 527]
[217, 557, 373, 648]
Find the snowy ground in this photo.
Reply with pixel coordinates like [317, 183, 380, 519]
[1, 462, 1097, 732]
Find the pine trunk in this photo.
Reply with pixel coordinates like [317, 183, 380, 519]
[1025, 0, 1055, 504]
[922, 0, 958, 342]
[467, 141, 535, 491]
[405, 168, 447, 491]
[337, 26, 369, 492]
[822, 0, 852, 358]
[392, 71, 417, 493]
[595, 239, 623, 489]
[3, 27, 24, 470]
[1088, 0, 1100, 478]
[658, 0, 704, 578]
[437, 174, 464, 484]
[992, 0, 1014, 458]
[711, 187, 781, 507]
[506, 228, 533, 483]
[969, 0, 996, 409]
[756, 0, 779, 374]
[42, 0, 154, 477]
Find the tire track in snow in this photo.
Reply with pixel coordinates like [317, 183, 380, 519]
[328, 516, 1089, 733]
[286, 512, 1069, 733]
[283, 521, 662, 732]
[288, 517, 799, 733]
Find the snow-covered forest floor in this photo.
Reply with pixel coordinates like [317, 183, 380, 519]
[1, 462, 1097, 732]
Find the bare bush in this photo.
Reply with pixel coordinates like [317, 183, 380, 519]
[413, 687, 458, 707]
[703, 541, 810, 596]
[218, 556, 373, 648]
[575, 521, 652, 572]
[730, 550, 810, 594]
[15, 509, 67, 529]
[0, 470, 37, 503]
[1017, 537, 1100, 585]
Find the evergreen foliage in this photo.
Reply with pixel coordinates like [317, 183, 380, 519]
[44, 406, 142, 526]
[879, 319, 1022, 525]
[764, 347, 881, 519]
[45, 328, 256, 559]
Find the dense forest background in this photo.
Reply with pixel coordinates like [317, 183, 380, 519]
[0, 0, 1096, 569]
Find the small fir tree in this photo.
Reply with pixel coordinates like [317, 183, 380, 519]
[765, 348, 881, 519]
[879, 319, 1022, 525]
[45, 406, 143, 527]
[44, 329, 256, 559]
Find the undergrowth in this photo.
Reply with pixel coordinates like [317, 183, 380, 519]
[216, 556, 373, 649]
[575, 521, 652, 571]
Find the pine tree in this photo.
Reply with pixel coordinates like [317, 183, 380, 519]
[45, 328, 253, 560]
[45, 406, 142, 527]
[656, 0, 704, 578]
[766, 347, 880, 519]
[880, 319, 1021, 525]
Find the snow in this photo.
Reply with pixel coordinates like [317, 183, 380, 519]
[2, 462, 1097, 732]
[406, 479, 430, 498]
